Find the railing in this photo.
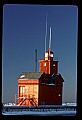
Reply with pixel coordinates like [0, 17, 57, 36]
[2, 105, 76, 113]
[15, 94, 38, 106]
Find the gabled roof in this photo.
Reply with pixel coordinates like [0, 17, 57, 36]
[39, 73, 64, 84]
[17, 72, 43, 80]
[49, 73, 64, 81]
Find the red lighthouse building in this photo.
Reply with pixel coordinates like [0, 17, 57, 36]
[17, 47, 64, 106]
[17, 24, 64, 106]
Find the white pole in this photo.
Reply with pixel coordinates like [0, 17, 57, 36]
[49, 27, 51, 49]
[49, 27, 51, 56]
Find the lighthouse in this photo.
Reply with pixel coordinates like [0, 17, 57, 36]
[16, 22, 64, 106]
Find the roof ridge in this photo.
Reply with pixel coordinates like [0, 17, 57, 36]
[18, 72, 43, 80]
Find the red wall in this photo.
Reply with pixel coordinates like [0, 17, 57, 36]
[39, 60, 49, 74]
[38, 84, 62, 105]
[39, 60, 58, 74]
[50, 61, 58, 74]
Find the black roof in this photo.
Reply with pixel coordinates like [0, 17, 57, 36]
[17, 72, 43, 80]
[40, 73, 64, 84]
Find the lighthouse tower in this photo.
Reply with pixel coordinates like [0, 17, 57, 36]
[39, 48, 58, 74]
[39, 27, 58, 75]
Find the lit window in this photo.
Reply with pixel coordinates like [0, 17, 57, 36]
[58, 94, 61, 96]
[50, 54, 53, 57]
[44, 63, 46, 66]
[19, 86, 25, 96]
[20, 86, 25, 95]
[45, 53, 48, 57]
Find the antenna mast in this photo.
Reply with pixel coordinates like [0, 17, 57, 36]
[49, 27, 51, 56]
[45, 16, 47, 52]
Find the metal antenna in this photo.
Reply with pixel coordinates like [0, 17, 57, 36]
[45, 16, 47, 52]
[49, 27, 51, 56]
[49, 27, 51, 49]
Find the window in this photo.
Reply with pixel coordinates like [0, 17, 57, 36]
[44, 63, 46, 66]
[19, 86, 25, 97]
[45, 53, 48, 57]
[53, 64, 55, 66]
[50, 53, 53, 57]
[20, 86, 25, 94]
[58, 94, 61, 96]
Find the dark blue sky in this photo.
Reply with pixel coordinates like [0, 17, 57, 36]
[2, 4, 78, 103]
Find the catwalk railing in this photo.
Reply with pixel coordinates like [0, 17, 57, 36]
[2, 105, 76, 112]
